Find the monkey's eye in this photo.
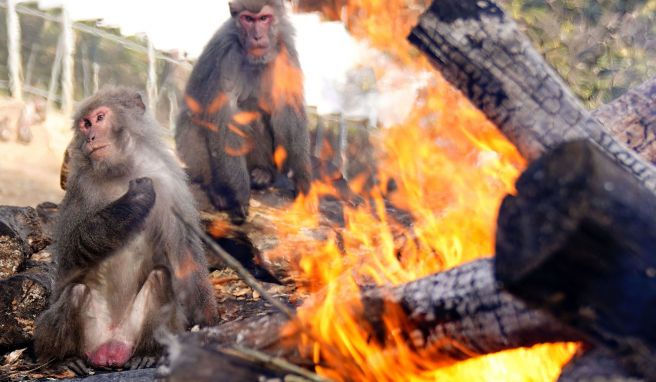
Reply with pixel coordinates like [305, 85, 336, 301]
[83, 119, 92, 128]
[96, 113, 104, 122]
[259, 15, 271, 22]
[241, 15, 255, 23]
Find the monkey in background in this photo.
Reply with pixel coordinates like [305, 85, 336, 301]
[176, 0, 312, 223]
[34, 87, 217, 373]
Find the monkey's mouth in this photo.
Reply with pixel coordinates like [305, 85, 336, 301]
[249, 47, 269, 57]
[89, 145, 110, 157]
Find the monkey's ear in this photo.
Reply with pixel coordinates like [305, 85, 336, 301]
[228, 2, 239, 17]
[123, 92, 147, 114]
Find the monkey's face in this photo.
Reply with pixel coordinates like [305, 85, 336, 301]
[237, 5, 278, 63]
[78, 106, 116, 162]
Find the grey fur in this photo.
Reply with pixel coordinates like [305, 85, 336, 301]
[34, 87, 217, 366]
[176, 0, 311, 222]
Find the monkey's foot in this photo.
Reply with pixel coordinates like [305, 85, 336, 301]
[126, 356, 158, 370]
[65, 357, 94, 376]
[250, 168, 274, 189]
[207, 191, 248, 225]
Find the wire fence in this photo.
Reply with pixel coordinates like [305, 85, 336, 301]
[0, 0, 188, 129]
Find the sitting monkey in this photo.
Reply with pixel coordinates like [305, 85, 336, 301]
[34, 87, 217, 373]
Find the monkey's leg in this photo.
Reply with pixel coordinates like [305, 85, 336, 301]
[125, 267, 184, 370]
[34, 284, 87, 364]
[174, 116, 213, 184]
[246, 119, 276, 190]
[85, 268, 175, 369]
[207, 133, 251, 223]
[169, 249, 218, 327]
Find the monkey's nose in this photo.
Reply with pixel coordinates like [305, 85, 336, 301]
[87, 135, 95, 143]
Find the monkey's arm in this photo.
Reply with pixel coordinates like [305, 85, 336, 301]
[57, 177, 156, 270]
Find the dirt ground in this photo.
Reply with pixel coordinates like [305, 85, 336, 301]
[0, 114, 69, 208]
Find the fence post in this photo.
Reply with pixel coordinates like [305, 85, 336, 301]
[46, 36, 63, 113]
[7, 0, 23, 101]
[147, 37, 158, 113]
[92, 63, 100, 93]
[61, 6, 75, 116]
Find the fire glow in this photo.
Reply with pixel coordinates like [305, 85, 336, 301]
[264, 1, 580, 380]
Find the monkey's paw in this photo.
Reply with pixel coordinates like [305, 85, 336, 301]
[126, 177, 156, 208]
[250, 167, 274, 189]
[65, 357, 94, 376]
[126, 355, 158, 370]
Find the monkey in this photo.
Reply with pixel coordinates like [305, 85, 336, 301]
[34, 87, 217, 373]
[175, 0, 312, 223]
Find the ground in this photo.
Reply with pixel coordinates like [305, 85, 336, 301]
[0, 112, 68, 208]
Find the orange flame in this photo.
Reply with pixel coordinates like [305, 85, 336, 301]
[184, 94, 203, 114]
[208, 92, 229, 114]
[257, 2, 579, 381]
[233, 111, 260, 125]
[266, 45, 304, 114]
[274, 146, 288, 170]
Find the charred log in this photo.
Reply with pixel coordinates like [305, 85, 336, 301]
[408, 0, 656, 193]
[160, 332, 325, 382]
[558, 347, 644, 382]
[0, 205, 52, 255]
[360, 258, 582, 359]
[173, 258, 583, 368]
[495, 140, 656, 380]
[0, 263, 53, 350]
[592, 77, 656, 165]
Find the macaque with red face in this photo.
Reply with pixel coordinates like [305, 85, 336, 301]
[34, 87, 217, 374]
[176, 0, 311, 223]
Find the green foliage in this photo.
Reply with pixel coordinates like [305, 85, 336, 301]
[501, 0, 656, 107]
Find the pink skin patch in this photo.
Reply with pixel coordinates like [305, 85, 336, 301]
[86, 340, 133, 368]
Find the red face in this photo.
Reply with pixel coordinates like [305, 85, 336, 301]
[78, 106, 114, 161]
[238, 5, 275, 58]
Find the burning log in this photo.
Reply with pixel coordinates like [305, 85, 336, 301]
[408, 0, 656, 193]
[495, 140, 656, 380]
[360, 258, 582, 359]
[169, 257, 582, 372]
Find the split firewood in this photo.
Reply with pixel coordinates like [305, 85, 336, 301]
[495, 140, 656, 380]
[408, 0, 656, 193]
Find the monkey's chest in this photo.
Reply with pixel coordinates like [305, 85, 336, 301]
[87, 233, 152, 299]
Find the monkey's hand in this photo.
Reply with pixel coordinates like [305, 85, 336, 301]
[117, 177, 157, 228]
[125, 177, 156, 208]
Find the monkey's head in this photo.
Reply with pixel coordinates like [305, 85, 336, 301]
[72, 87, 149, 175]
[229, 0, 285, 64]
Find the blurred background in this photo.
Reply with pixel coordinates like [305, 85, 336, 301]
[0, 0, 654, 206]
